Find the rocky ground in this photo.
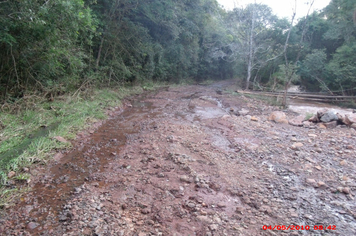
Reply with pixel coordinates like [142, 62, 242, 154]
[1, 80, 356, 236]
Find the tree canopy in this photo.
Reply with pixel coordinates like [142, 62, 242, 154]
[1, 0, 356, 102]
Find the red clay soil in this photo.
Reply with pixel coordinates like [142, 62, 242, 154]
[1, 80, 356, 236]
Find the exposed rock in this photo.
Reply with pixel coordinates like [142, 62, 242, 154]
[308, 114, 319, 123]
[317, 109, 328, 119]
[345, 114, 356, 126]
[291, 142, 303, 150]
[141, 208, 151, 214]
[289, 115, 305, 127]
[303, 121, 315, 128]
[238, 109, 250, 116]
[320, 111, 338, 123]
[209, 224, 219, 231]
[314, 166, 322, 170]
[27, 222, 40, 230]
[324, 121, 338, 129]
[180, 175, 192, 183]
[317, 181, 327, 188]
[343, 187, 351, 194]
[268, 111, 288, 124]
[340, 160, 347, 166]
[197, 215, 211, 223]
[317, 123, 326, 129]
[251, 116, 258, 122]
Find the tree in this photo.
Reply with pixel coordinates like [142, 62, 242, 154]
[227, 3, 279, 89]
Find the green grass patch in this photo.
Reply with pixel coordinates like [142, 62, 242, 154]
[305, 112, 314, 120]
[0, 82, 165, 204]
[0, 186, 29, 208]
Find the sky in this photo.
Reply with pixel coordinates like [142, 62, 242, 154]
[217, 0, 331, 20]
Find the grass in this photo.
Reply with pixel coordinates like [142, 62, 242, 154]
[305, 112, 314, 120]
[0, 81, 165, 207]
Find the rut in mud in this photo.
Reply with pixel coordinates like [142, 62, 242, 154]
[1, 80, 356, 236]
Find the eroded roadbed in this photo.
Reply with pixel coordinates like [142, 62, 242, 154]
[2, 81, 356, 235]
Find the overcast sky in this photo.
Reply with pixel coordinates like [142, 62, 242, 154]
[217, 0, 331, 20]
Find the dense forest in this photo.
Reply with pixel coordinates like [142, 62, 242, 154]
[1, 0, 356, 102]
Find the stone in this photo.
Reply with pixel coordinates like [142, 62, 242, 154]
[345, 114, 356, 124]
[336, 113, 344, 121]
[27, 222, 40, 230]
[141, 208, 151, 214]
[308, 134, 317, 138]
[238, 109, 250, 116]
[235, 208, 244, 215]
[291, 142, 303, 150]
[7, 171, 15, 178]
[340, 160, 347, 166]
[186, 202, 196, 209]
[317, 109, 328, 119]
[197, 215, 211, 223]
[209, 224, 219, 231]
[337, 187, 344, 192]
[180, 175, 192, 183]
[268, 111, 288, 124]
[308, 114, 319, 123]
[317, 123, 326, 129]
[324, 121, 338, 129]
[315, 148, 322, 153]
[343, 187, 351, 194]
[251, 116, 258, 121]
[289, 115, 305, 127]
[306, 179, 316, 185]
[317, 181, 326, 188]
[320, 111, 338, 123]
[314, 166, 322, 170]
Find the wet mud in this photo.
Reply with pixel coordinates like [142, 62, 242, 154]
[1, 80, 356, 235]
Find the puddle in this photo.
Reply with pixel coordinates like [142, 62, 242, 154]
[195, 107, 227, 119]
[289, 99, 354, 116]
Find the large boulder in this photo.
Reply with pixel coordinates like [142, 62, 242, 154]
[345, 114, 356, 126]
[317, 109, 328, 119]
[268, 111, 288, 124]
[320, 111, 338, 123]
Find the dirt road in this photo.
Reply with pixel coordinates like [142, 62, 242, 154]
[1, 80, 356, 235]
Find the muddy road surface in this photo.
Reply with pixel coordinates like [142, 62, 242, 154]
[1, 80, 356, 235]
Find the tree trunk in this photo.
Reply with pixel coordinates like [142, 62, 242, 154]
[245, 4, 256, 90]
[95, 36, 105, 69]
[281, 0, 314, 107]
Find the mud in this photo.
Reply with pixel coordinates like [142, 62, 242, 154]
[1, 80, 356, 235]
